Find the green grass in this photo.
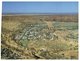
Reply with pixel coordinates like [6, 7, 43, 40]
[53, 22, 78, 30]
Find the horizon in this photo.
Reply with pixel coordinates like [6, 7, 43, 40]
[2, 13, 78, 16]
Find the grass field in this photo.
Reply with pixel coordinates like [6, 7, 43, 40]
[1, 14, 78, 59]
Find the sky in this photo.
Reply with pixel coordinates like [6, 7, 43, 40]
[2, 2, 78, 14]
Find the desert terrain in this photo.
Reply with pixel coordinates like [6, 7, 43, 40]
[1, 14, 78, 59]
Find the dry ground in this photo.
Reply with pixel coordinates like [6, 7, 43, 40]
[1, 14, 78, 59]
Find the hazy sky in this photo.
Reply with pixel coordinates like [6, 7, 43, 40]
[2, 2, 78, 14]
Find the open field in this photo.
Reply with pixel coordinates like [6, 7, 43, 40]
[1, 14, 78, 59]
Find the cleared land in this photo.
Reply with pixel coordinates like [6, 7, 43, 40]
[1, 14, 78, 59]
